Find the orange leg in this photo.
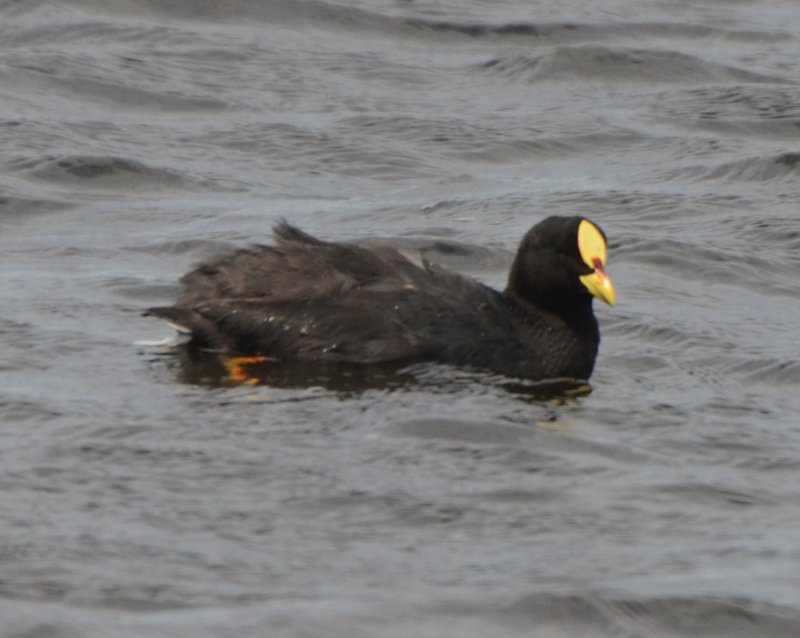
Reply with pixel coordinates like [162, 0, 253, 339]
[223, 355, 269, 385]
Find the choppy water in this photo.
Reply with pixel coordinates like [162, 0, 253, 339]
[3, 1, 800, 636]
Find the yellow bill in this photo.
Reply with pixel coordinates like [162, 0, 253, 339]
[577, 219, 616, 306]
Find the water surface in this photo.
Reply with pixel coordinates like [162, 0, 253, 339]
[2, 0, 800, 635]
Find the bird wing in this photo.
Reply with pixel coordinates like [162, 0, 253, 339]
[176, 222, 430, 305]
[147, 223, 451, 359]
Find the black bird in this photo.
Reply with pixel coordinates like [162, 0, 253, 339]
[146, 216, 615, 381]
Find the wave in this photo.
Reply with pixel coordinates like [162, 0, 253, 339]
[338, 115, 644, 163]
[653, 86, 800, 139]
[0, 194, 76, 220]
[1, 50, 229, 113]
[52, 1, 794, 47]
[1, 592, 797, 638]
[11, 155, 189, 190]
[666, 152, 800, 183]
[493, 594, 800, 638]
[480, 45, 786, 84]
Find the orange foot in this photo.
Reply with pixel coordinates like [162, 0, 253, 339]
[223, 355, 269, 385]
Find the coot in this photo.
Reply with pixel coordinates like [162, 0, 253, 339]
[146, 216, 615, 380]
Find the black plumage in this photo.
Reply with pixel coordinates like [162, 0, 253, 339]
[146, 216, 615, 380]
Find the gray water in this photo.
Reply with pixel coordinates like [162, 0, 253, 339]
[3, 1, 800, 636]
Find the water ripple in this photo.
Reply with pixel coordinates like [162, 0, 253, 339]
[481, 45, 786, 83]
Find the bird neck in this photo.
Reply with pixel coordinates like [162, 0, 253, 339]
[504, 276, 593, 320]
